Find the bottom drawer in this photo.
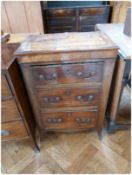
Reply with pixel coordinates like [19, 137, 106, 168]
[41, 110, 97, 130]
[1, 121, 28, 141]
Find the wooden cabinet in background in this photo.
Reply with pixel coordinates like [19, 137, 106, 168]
[41, 1, 111, 33]
[1, 34, 39, 151]
[15, 32, 118, 139]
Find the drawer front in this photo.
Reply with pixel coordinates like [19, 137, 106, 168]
[1, 99, 21, 122]
[47, 17, 76, 26]
[37, 87, 100, 108]
[1, 75, 12, 99]
[48, 25, 75, 33]
[41, 110, 97, 130]
[80, 25, 95, 32]
[31, 62, 104, 86]
[79, 7, 109, 16]
[46, 8, 76, 17]
[1, 121, 28, 141]
[79, 15, 109, 25]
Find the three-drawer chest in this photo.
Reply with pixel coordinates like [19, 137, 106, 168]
[15, 32, 118, 139]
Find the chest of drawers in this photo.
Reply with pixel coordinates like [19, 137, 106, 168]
[1, 34, 39, 151]
[16, 32, 118, 138]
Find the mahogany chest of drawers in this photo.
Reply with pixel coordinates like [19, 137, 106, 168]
[1, 34, 39, 150]
[15, 32, 118, 138]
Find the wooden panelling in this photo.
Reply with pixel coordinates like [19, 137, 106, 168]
[1, 3, 11, 33]
[110, 1, 131, 23]
[1, 1, 44, 33]
[24, 2, 43, 33]
[4, 1, 29, 33]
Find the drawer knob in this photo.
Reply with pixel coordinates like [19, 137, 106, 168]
[82, 118, 91, 123]
[90, 72, 96, 76]
[77, 95, 82, 100]
[55, 96, 60, 102]
[77, 71, 83, 77]
[76, 117, 81, 123]
[52, 73, 58, 79]
[1, 130, 11, 136]
[39, 74, 45, 80]
[58, 118, 63, 123]
[87, 95, 94, 101]
[44, 97, 48, 102]
[47, 118, 52, 123]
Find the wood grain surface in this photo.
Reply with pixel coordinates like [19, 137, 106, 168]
[15, 31, 118, 55]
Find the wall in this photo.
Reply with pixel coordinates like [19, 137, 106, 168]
[110, 1, 131, 23]
[1, 1, 44, 33]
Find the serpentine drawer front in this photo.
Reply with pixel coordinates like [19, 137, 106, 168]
[16, 32, 118, 138]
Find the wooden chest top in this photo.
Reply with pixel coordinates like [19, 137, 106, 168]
[15, 31, 118, 55]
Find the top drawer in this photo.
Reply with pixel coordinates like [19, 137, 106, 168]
[46, 8, 76, 17]
[79, 6, 109, 16]
[31, 62, 104, 86]
[1, 74, 12, 99]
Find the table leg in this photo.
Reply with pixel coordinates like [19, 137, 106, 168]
[106, 57, 130, 133]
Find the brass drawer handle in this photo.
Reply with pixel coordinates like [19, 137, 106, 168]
[1, 130, 11, 136]
[43, 96, 60, 103]
[76, 95, 94, 101]
[47, 118, 63, 123]
[87, 95, 94, 101]
[51, 73, 58, 79]
[76, 117, 81, 123]
[39, 74, 45, 80]
[76, 117, 91, 124]
[77, 71, 96, 79]
[76, 95, 82, 100]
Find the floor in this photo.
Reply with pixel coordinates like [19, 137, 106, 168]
[1, 87, 131, 174]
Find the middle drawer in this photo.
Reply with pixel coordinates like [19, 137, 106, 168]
[36, 86, 100, 109]
[31, 61, 104, 86]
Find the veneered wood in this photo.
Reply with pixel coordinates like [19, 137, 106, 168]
[1, 121, 28, 141]
[36, 86, 100, 108]
[41, 110, 98, 130]
[1, 99, 21, 122]
[15, 32, 118, 55]
[17, 32, 118, 138]
[18, 50, 118, 64]
[31, 61, 104, 86]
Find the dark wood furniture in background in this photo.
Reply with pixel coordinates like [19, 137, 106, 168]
[15, 32, 118, 139]
[95, 23, 131, 133]
[41, 1, 111, 33]
[1, 34, 39, 151]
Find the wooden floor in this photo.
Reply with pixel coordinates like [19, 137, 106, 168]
[1, 87, 131, 174]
